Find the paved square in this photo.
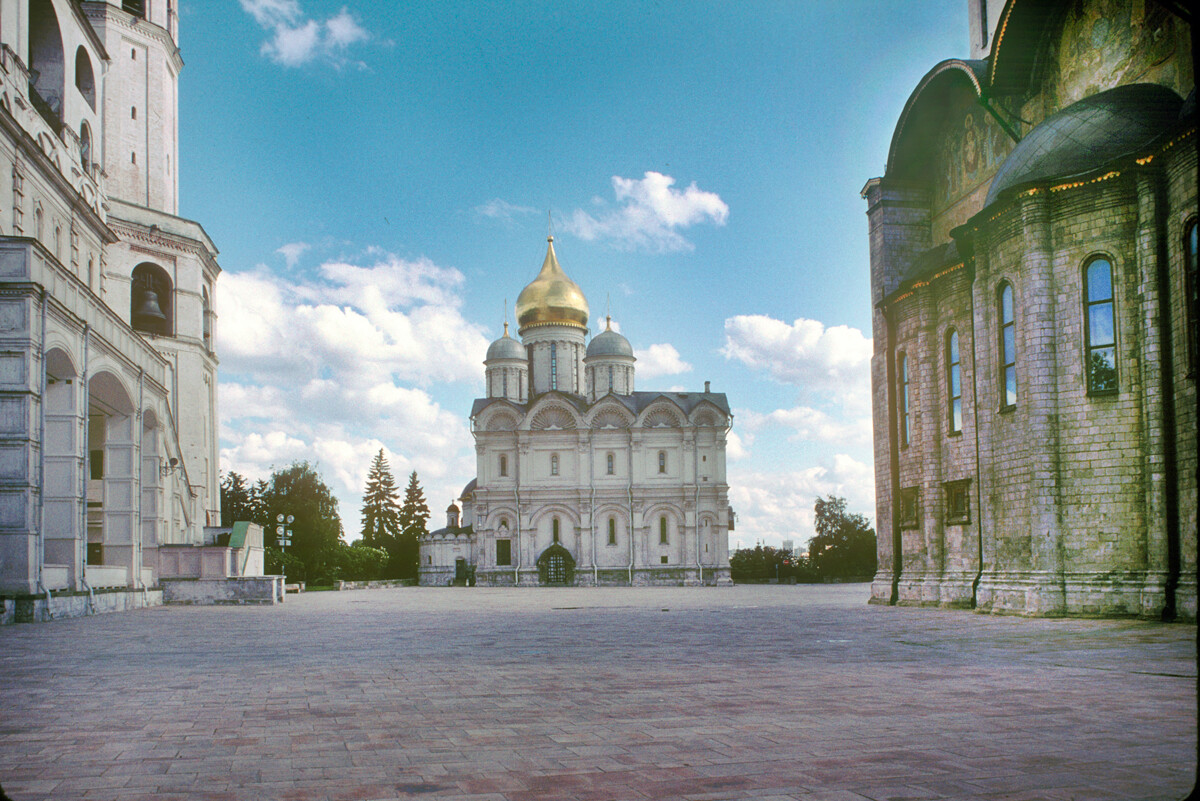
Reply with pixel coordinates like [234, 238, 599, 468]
[0, 585, 1194, 801]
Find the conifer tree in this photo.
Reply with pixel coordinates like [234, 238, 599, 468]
[395, 471, 430, 579]
[360, 449, 401, 549]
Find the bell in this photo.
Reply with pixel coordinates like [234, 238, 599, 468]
[133, 289, 167, 328]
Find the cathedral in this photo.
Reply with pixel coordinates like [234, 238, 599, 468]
[0, 1, 220, 615]
[419, 237, 733, 586]
[865, 0, 1196, 618]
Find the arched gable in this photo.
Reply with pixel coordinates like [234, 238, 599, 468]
[689, 400, 728, 428]
[887, 59, 987, 180]
[987, 0, 1071, 96]
[477, 403, 522, 432]
[638, 396, 687, 429]
[526, 398, 580, 430]
[588, 398, 635, 429]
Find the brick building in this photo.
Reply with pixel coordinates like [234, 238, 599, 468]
[864, 0, 1196, 618]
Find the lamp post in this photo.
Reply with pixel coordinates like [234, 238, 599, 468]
[275, 513, 294, 553]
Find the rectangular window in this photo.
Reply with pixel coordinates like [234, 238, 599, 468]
[999, 284, 1016, 408]
[944, 479, 971, 525]
[1085, 259, 1118, 394]
[660, 555, 669, 564]
[898, 353, 910, 446]
[550, 342, 558, 391]
[899, 486, 920, 529]
[946, 330, 962, 434]
[496, 539, 511, 566]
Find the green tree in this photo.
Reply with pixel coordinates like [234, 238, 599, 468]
[394, 471, 430, 579]
[220, 471, 255, 527]
[261, 462, 344, 584]
[360, 449, 401, 550]
[730, 545, 794, 582]
[808, 495, 877, 580]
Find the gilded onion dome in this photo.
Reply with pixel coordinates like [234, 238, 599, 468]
[515, 237, 589, 332]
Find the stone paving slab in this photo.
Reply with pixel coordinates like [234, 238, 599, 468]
[0, 585, 1194, 801]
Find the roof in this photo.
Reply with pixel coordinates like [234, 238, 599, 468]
[472, 390, 731, 420]
[486, 326, 526, 361]
[227, 521, 250, 550]
[515, 237, 589, 332]
[460, 478, 477, 498]
[586, 327, 634, 359]
[985, 84, 1184, 206]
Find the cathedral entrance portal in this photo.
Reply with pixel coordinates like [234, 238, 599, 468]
[536, 543, 575, 586]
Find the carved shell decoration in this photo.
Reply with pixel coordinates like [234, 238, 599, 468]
[643, 408, 682, 428]
[693, 410, 719, 427]
[486, 412, 520, 431]
[591, 409, 630, 429]
[530, 405, 575, 430]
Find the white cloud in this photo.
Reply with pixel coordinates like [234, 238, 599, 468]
[728, 455, 875, 549]
[562, 172, 728, 252]
[634, 343, 692, 379]
[722, 315, 871, 403]
[737, 405, 872, 448]
[240, 1, 371, 68]
[475, 199, 540, 224]
[276, 241, 309, 269]
[217, 248, 487, 538]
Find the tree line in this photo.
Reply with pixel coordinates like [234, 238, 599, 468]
[220, 450, 430, 585]
[730, 495, 877, 583]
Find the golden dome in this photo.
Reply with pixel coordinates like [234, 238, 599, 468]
[515, 237, 589, 332]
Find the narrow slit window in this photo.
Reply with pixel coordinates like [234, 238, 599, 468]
[898, 353, 910, 447]
[606, 452, 614, 475]
[550, 453, 559, 476]
[550, 342, 558, 391]
[947, 329, 962, 433]
[607, 518, 617, 545]
[1187, 220, 1199, 375]
[552, 517, 560, 543]
[1084, 259, 1117, 394]
[659, 516, 668, 544]
[658, 451, 666, 474]
[999, 283, 1016, 408]
[499, 454, 507, 477]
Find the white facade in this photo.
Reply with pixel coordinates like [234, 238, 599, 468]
[0, 0, 219, 603]
[420, 239, 733, 586]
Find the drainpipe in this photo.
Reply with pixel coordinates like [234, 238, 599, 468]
[136, 368, 148, 607]
[36, 290, 52, 619]
[627, 429, 634, 585]
[884, 305, 902, 605]
[590, 449, 597, 585]
[693, 428, 702, 584]
[968, 277, 984, 607]
[513, 442, 521, 585]
[79, 324, 95, 613]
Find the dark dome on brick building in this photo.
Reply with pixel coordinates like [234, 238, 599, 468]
[985, 84, 1184, 206]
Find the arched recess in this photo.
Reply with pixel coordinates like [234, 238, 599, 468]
[886, 59, 990, 182]
[130, 262, 174, 337]
[530, 505, 579, 559]
[644, 502, 684, 566]
[28, 0, 65, 124]
[141, 408, 162, 554]
[42, 347, 80, 585]
[74, 46, 95, 110]
[594, 504, 630, 567]
[697, 512, 719, 566]
[87, 370, 137, 584]
[79, 120, 92, 172]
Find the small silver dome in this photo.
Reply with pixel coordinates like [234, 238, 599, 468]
[486, 325, 526, 362]
[587, 323, 634, 359]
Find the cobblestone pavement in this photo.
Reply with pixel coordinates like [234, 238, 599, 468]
[0, 585, 1194, 801]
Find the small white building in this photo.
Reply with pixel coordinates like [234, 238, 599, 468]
[420, 238, 733, 586]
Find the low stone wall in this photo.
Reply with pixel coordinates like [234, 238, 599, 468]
[334, 579, 415, 591]
[1, 588, 163, 624]
[161, 576, 285, 606]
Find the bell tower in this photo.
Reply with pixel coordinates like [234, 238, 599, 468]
[85, 0, 181, 214]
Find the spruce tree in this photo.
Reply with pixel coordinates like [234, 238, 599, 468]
[360, 449, 401, 549]
[395, 471, 430, 579]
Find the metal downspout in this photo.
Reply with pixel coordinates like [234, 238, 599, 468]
[884, 307, 902, 605]
[514, 442, 521, 585]
[590, 453, 597, 585]
[79, 325, 95, 613]
[627, 429, 634, 585]
[693, 429, 702, 584]
[969, 285, 984, 607]
[136, 369, 148, 606]
[37, 290, 52, 619]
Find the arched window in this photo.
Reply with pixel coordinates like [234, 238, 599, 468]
[607, 518, 617, 545]
[657, 451, 666, 473]
[898, 352, 910, 447]
[1084, 258, 1117, 394]
[53, 224, 61, 259]
[202, 287, 212, 350]
[502, 370, 508, 397]
[608, 365, 614, 392]
[74, 47, 95, 110]
[34, 206, 44, 241]
[550, 342, 558, 391]
[79, 121, 92, 171]
[550, 453, 559, 476]
[946, 329, 961, 433]
[130, 262, 173, 337]
[552, 517, 560, 543]
[659, 516, 668, 544]
[29, 1, 65, 125]
[499, 454, 507, 477]
[999, 283, 1016, 408]
[606, 452, 614, 475]
[1185, 219, 1198, 375]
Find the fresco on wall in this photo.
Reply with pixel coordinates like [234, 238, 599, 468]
[1036, 0, 1192, 119]
[932, 94, 1013, 217]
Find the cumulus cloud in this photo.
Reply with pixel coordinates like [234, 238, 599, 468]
[722, 315, 871, 402]
[634, 343, 692, 379]
[276, 241, 309, 269]
[240, 1, 371, 67]
[562, 172, 728, 252]
[217, 248, 487, 537]
[728, 454, 875, 548]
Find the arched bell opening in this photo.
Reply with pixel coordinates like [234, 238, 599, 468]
[130, 263, 174, 337]
[28, 0, 65, 128]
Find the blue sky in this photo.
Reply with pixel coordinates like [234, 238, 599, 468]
[185, 1, 967, 547]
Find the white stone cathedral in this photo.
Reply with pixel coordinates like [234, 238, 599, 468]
[419, 238, 733, 586]
[1, 1, 220, 616]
